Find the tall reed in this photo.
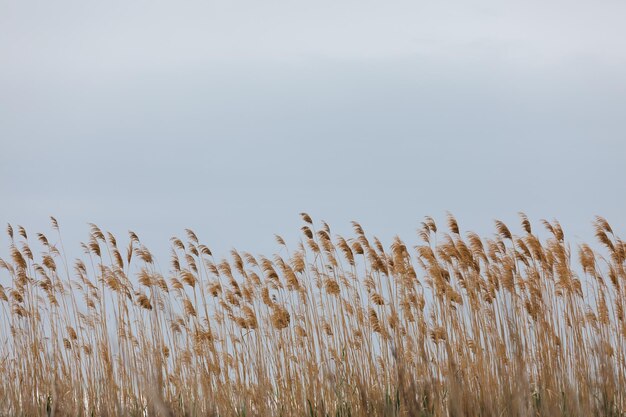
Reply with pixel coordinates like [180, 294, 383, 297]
[0, 214, 624, 416]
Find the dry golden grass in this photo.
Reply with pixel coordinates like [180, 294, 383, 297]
[0, 214, 625, 417]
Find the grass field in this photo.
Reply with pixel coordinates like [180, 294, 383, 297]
[0, 214, 624, 416]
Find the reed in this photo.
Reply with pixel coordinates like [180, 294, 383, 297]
[0, 214, 624, 417]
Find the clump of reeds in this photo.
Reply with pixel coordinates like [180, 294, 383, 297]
[0, 214, 624, 417]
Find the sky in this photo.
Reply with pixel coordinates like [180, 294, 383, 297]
[1, 0, 625, 264]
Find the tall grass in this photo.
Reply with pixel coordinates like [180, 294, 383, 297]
[0, 214, 624, 416]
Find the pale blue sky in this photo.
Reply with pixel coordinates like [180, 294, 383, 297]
[1, 0, 625, 263]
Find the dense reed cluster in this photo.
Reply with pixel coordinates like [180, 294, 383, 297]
[0, 214, 624, 417]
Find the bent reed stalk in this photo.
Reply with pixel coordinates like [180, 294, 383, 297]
[0, 214, 624, 417]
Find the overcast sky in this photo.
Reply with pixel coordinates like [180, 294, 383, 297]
[1, 0, 625, 263]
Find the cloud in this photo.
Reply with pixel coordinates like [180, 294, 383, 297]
[1, 0, 625, 82]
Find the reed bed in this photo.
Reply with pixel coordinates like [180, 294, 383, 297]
[0, 214, 624, 417]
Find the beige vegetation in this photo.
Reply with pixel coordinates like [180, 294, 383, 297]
[0, 213, 624, 417]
